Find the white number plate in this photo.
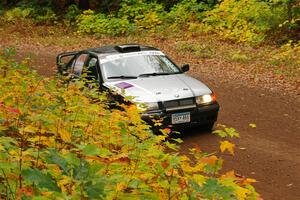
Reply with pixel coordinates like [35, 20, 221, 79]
[172, 112, 191, 124]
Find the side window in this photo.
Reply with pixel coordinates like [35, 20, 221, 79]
[72, 54, 88, 76]
[85, 57, 100, 80]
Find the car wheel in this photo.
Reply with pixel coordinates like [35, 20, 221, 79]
[203, 122, 215, 131]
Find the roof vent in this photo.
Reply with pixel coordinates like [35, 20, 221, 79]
[114, 44, 141, 53]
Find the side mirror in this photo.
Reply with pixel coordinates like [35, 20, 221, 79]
[181, 64, 190, 72]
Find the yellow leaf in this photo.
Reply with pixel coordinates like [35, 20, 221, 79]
[116, 182, 126, 191]
[23, 125, 38, 133]
[249, 123, 256, 128]
[180, 162, 195, 173]
[0, 125, 8, 131]
[192, 174, 206, 186]
[58, 129, 71, 143]
[235, 186, 250, 200]
[40, 191, 53, 197]
[57, 175, 72, 193]
[157, 135, 166, 142]
[194, 162, 205, 172]
[220, 140, 235, 155]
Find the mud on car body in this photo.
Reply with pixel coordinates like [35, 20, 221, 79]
[56, 44, 219, 130]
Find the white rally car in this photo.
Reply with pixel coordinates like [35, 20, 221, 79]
[57, 44, 219, 130]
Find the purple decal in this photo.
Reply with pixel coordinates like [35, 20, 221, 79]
[115, 82, 133, 89]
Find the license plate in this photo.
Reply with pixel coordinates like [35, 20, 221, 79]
[172, 112, 190, 124]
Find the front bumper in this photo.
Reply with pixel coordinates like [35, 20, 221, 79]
[141, 102, 219, 129]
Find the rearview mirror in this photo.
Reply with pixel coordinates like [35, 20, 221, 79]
[181, 64, 190, 72]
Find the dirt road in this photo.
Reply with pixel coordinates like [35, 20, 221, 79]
[6, 43, 300, 200]
[180, 74, 300, 200]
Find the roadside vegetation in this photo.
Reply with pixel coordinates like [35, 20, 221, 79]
[0, 0, 299, 86]
[0, 0, 299, 199]
[0, 49, 258, 199]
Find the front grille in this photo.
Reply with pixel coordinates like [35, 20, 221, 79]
[163, 98, 196, 111]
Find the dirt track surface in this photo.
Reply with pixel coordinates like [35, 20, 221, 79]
[2, 37, 299, 199]
[181, 74, 300, 200]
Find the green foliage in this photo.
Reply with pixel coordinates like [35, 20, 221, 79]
[4, 7, 33, 21]
[2, 0, 299, 42]
[118, 0, 166, 31]
[3, 6, 57, 24]
[202, 0, 284, 43]
[167, 0, 216, 28]
[270, 40, 300, 76]
[64, 4, 81, 22]
[77, 10, 134, 36]
[77, 0, 165, 36]
[0, 50, 258, 199]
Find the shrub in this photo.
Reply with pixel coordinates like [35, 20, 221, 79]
[270, 40, 300, 76]
[77, 10, 134, 36]
[167, 0, 216, 28]
[77, 0, 165, 36]
[3, 6, 57, 24]
[118, 0, 166, 31]
[0, 50, 258, 199]
[4, 7, 33, 21]
[64, 4, 81, 22]
[202, 0, 284, 43]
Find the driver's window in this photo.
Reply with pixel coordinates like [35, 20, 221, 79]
[73, 54, 88, 76]
[84, 57, 99, 79]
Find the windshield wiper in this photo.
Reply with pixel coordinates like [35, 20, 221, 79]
[138, 72, 173, 77]
[107, 75, 137, 79]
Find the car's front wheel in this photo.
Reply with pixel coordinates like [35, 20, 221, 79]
[203, 122, 215, 131]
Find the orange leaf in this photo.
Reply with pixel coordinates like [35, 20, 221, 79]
[200, 155, 218, 166]
[243, 178, 257, 185]
[16, 187, 34, 199]
[221, 170, 236, 179]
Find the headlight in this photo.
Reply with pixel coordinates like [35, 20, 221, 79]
[137, 102, 159, 111]
[196, 93, 216, 105]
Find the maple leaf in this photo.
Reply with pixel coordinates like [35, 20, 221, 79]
[220, 140, 235, 155]
[201, 155, 218, 166]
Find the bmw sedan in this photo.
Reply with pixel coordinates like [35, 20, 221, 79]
[56, 44, 219, 130]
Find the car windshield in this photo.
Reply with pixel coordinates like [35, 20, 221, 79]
[101, 51, 181, 80]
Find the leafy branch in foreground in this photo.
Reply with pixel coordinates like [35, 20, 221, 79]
[0, 51, 259, 199]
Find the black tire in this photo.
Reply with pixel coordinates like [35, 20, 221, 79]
[203, 122, 215, 131]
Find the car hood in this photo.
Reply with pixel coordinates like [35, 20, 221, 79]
[103, 74, 212, 103]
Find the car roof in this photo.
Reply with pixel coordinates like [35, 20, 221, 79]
[85, 44, 160, 55]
